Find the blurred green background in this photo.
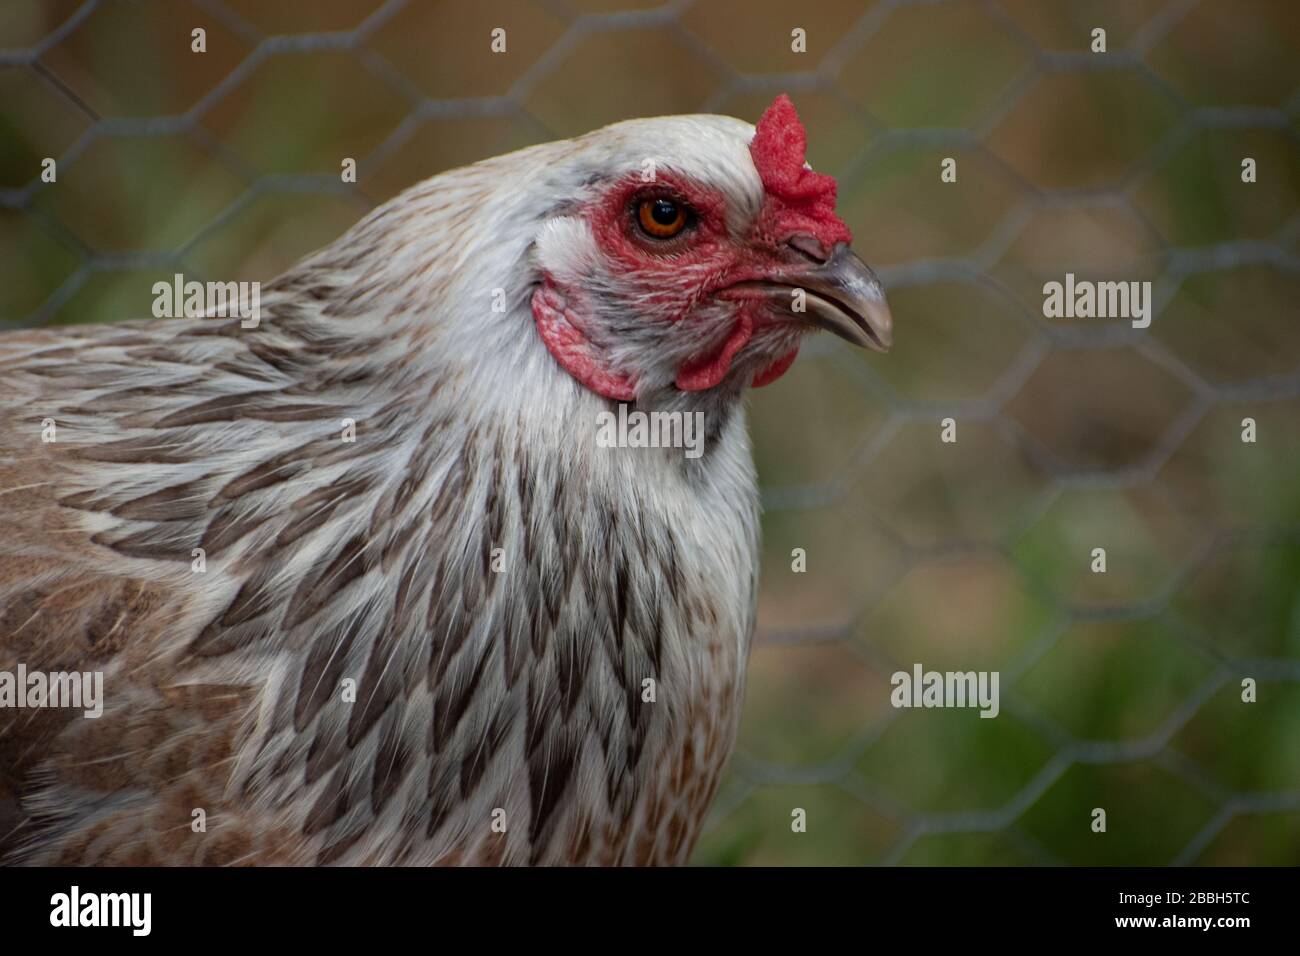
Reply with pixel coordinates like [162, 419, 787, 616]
[1, 0, 1298, 865]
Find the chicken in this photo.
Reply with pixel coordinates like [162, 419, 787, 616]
[0, 95, 891, 866]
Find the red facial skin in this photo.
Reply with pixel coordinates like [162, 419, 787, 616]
[532, 95, 852, 401]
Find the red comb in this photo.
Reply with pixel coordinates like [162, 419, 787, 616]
[749, 95, 851, 248]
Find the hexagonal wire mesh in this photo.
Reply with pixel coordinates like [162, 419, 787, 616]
[0, 0, 1297, 865]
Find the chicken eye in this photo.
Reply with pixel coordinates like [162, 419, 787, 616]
[636, 198, 688, 239]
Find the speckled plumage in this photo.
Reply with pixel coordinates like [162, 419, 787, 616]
[0, 112, 774, 866]
[0, 101, 887, 866]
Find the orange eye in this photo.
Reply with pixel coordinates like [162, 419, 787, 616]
[637, 198, 688, 239]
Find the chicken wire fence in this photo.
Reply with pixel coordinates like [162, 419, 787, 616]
[1, 0, 1298, 865]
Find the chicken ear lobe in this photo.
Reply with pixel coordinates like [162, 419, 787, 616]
[532, 281, 637, 402]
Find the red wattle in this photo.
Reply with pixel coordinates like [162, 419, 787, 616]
[675, 313, 754, 392]
[752, 347, 799, 387]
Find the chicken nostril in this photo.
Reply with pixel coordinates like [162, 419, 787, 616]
[787, 233, 829, 263]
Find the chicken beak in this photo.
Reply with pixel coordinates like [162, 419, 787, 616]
[723, 242, 893, 352]
[798, 243, 892, 352]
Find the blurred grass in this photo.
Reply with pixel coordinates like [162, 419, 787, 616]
[1, 0, 1297, 866]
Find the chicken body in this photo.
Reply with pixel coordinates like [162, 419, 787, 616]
[0, 99, 887, 864]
